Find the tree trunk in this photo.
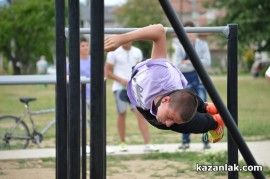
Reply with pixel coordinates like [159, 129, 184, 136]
[11, 59, 21, 75]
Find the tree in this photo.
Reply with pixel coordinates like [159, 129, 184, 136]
[115, 0, 170, 58]
[205, 0, 270, 52]
[0, 0, 55, 74]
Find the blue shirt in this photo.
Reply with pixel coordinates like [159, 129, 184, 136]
[172, 38, 211, 73]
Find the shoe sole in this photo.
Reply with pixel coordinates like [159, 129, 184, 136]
[208, 133, 224, 143]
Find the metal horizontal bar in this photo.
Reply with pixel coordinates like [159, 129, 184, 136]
[0, 75, 90, 85]
[65, 26, 229, 37]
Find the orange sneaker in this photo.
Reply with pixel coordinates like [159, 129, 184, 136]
[208, 114, 224, 143]
[205, 102, 218, 115]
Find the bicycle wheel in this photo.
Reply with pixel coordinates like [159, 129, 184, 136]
[0, 115, 30, 150]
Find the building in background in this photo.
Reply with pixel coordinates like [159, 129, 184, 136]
[80, 3, 119, 28]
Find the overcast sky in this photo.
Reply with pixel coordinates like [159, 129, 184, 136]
[80, 0, 126, 6]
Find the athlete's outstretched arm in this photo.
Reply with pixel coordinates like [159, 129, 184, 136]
[104, 24, 167, 59]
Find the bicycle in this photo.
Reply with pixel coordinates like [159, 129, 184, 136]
[0, 97, 56, 150]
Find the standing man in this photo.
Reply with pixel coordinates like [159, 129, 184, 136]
[78, 37, 91, 105]
[105, 42, 159, 152]
[36, 55, 48, 87]
[67, 37, 114, 154]
[36, 55, 48, 75]
[172, 21, 211, 149]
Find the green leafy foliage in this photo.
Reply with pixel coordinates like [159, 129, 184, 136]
[0, 0, 55, 74]
[205, 0, 270, 52]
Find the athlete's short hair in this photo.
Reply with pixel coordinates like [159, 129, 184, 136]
[168, 90, 198, 123]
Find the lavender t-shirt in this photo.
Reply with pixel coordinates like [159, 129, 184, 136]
[127, 58, 187, 116]
[67, 56, 91, 100]
[80, 57, 91, 100]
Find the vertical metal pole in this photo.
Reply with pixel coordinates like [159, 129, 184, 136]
[55, 0, 67, 178]
[90, 0, 105, 179]
[158, 1, 265, 178]
[103, 79, 107, 175]
[81, 84, 87, 179]
[227, 24, 238, 179]
[68, 0, 80, 178]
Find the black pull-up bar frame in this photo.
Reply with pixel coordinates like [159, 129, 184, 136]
[54, 0, 265, 178]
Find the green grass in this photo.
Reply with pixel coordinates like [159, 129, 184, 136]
[210, 76, 270, 141]
[0, 75, 269, 148]
[7, 152, 270, 178]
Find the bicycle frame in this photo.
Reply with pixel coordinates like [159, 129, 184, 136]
[40, 119, 55, 135]
[22, 103, 55, 136]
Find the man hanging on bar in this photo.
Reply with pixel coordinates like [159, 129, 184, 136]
[104, 24, 224, 143]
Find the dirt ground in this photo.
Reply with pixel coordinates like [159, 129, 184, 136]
[0, 159, 229, 179]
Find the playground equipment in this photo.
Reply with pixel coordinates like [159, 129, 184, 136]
[54, 0, 265, 178]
